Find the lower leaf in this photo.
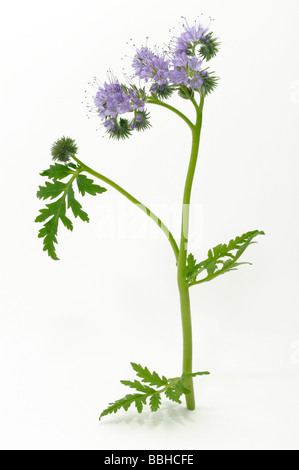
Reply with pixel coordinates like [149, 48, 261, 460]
[99, 363, 210, 420]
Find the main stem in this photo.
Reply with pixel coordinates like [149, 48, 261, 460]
[177, 96, 204, 410]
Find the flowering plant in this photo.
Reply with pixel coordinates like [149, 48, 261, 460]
[35, 19, 264, 419]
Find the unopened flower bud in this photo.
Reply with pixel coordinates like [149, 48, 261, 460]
[51, 136, 78, 162]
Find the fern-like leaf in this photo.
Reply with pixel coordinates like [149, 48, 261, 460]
[149, 394, 161, 412]
[35, 162, 107, 260]
[164, 387, 182, 404]
[99, 363, 210, 420]
[100, 393, 147, 418]
[186, 230, 265, 286]
[130, 363, 168, 387]
[40, 162, 76, 180]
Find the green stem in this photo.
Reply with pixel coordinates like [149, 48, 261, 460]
[71, 155, 179, 262]
[177, 96, 204, 410]
[147, 97, 194, 131]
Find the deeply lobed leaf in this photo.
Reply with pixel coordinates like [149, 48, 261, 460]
[186, 230, 265, 286]
[37, 180, 66, 200]
[77, 174, 107, 197]
[40, 162, 76, 180]
[35, 162, 107, 260]
[99, 363, 210, 420]
[130, 363, 168, 387]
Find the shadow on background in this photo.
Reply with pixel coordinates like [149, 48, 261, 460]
[99, 403, 207, 428]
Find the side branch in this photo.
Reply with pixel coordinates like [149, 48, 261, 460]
[71, 156, 179, 262]
[147, 98, 194, 131]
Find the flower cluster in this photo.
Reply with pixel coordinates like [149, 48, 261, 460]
[94, 82, 145, 118]
[132, 47, 170, 86]
[131, 21, 219, 96]
[94, 82, 150, 139]
[92, 20, 219, 139]
[170, 53, 207, 90]
[175, 23, 209, 55]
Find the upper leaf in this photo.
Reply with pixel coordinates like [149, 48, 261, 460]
[37, 180, 66, 200]
[36, 197, 73, 260]
[40, 162, 76, 180]
[36, 162, 107, 260]
[35, 196, 68, 224]
[67, 185, 89, 222]
[186, 230, 265, 286]
[77, 174, 107, 197]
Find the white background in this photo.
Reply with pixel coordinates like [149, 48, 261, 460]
[0, 0, 298, 450]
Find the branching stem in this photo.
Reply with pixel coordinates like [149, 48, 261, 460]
[147, 97, 194, 131]
[71, 155, 179, 262]
[74, 97, 204, 411]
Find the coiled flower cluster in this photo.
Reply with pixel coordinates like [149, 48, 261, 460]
[93, 20, 219, 139]
[94, 82, 150, 139]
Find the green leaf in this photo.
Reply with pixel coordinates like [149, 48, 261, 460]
[36, 161, 107, 260]
[60, 215, 73, 231]
[35, 196, 66, 224]
[100, 363, 210, 419]
[187, 253, 196, 270]
[40, 163, 76, 180]
[100, 393, 146, 419]
[186, 230, 265, 286]
[164, 387, 182, 404]
[37, 180, 66, 200]
[186, 253, 198, 283]
[182, 371, 210, 379]
[37, 217, 59, 260]
[135, 395, 147, 413]
[174, 380, 191, 398]
[120, 380, 155, 394]
[130, 363, 168, 387]
[67, 185, 89, 222]
[77, 174, 107, 197]
[36, 197, 68, 260]
[149, 394, 161, 412]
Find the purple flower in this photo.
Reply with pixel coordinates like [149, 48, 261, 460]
[186, 55, 203, 72]
[169, 51, 204, 90]
[132, 27, 209, 92]
[132, 47, 170, 85]
[103, 118, 117, 131]
[189, 75, 203, 89]
[175, 22, 208, 55]
[173, 53, 202, 71]
[132, 47, 156, 80]
[94, 81, 145, 119]
[169, 68, 188, 87]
